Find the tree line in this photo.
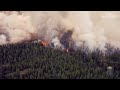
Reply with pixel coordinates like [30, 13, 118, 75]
[0, 41, 120, 79]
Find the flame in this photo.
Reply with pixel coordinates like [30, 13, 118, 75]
[41, 40, 47, 47]
[66, 48, 69, 53]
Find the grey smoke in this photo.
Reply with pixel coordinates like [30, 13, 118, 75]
[0, 11, 120, 52]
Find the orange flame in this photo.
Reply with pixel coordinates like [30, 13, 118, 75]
[41, 41, 47, 47]
[66, 48, 69, 53]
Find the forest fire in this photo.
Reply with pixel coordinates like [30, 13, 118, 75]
[66, 48, 69, 53]
[41, 41, 48, 47]
[1, 11, 120, 52]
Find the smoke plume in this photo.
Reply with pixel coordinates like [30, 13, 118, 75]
[0, 11, 120, 52]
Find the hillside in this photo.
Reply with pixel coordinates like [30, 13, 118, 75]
[0, 41, 120, 79]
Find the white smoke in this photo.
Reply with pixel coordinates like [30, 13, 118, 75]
[0, 34, 7, 45]
[51, 37, 64, 50]
[0, 11, 120, 52]
[0, 11, 37, 44]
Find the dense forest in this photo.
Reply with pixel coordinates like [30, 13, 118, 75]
[0, 41, 120, 79]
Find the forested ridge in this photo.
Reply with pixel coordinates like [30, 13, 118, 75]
[0, 41, 120, 79]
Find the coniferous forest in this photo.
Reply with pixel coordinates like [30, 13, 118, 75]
[0, 41, 120, 79]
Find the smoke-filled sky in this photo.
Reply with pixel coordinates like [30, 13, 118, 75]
[0, 11, 120, 51]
